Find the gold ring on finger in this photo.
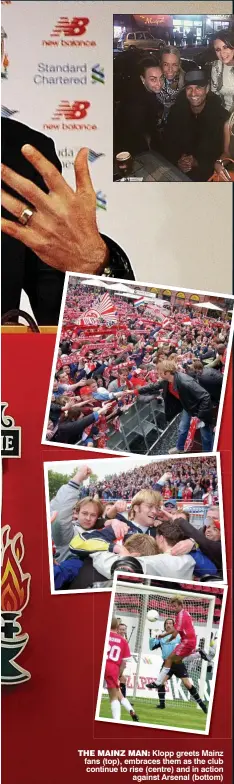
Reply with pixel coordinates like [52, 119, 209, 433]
[18, 207, 34, 226]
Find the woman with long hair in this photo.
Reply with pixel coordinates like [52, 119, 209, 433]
[210, 30, 234, 112]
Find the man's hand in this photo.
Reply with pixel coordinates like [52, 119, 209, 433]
[155, 508, 173, 522]
[51, 511, 57, 525]
[72, 465, 92, 485]
[61, 398, 91, 412]
[1, 146, 109, 274]
[159, 471, 172, 483]
[74, 379, 91, 387]
[114, 389, 135, 400]
[178, 154, 194, 173]
[171, 539, 194, 556]
[109, 520, 129, 539]
[113, 500, 128, 514]
[104, 499, 128, 520]
[214, 161, 232, 181]
[97, 402, 113, 415]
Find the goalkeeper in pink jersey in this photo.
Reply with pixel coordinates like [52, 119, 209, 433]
[156, 597, 197, 686]
[104, 617, 139, 722]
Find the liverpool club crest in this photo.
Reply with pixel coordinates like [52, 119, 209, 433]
[1, 526, 31, 684]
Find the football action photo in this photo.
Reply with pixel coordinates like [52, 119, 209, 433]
[95, 574, 227, 734]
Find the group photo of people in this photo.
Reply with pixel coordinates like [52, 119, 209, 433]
[45, 454, 225, 593]
[95, 576, 227, 733]
[43, 276, 233, 456]
[113, 14, 234, 182]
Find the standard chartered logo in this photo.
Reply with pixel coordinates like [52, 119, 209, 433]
[34, 62, 87, 85]
[34, 62, 105, 86]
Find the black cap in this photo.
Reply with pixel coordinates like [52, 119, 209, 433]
[184, 69, 208, 87]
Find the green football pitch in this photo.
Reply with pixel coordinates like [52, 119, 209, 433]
[99, 695, 207, 732]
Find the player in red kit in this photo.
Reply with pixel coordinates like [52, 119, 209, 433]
[117, 622, 128, 698]
[156, 597, 197, 686]
[105, 617, 139, 722]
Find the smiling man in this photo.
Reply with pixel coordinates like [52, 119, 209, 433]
[163, 69, 229, 181]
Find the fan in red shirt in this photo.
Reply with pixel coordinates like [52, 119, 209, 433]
[163, 484, 172, 500]
[182, 483, 193, 501]
[156, 597, 196, 686]
[104, 617, 139, 722]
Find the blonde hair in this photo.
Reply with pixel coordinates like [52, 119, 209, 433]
[130, 489, 162, 519]
[158, 359, 177, 375]
[73, 496, 104, 518]
[111, 616, 120, 630]
[125, 534, 159, 556]
[160, 46, 185, 89]
[171, 596, 183, 606]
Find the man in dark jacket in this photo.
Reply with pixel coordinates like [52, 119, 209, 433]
[115, 58, 164, 156]
[137, 359, 213, 452]
[163, 69, 229, 181]
[171, 514, 222, 573]
[192, 361, 223, 406]
[1, 118, 134, 325]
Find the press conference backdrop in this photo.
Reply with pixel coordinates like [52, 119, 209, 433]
[1, 1, 233, 318]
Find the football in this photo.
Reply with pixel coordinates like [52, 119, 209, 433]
[147, 610, 159, 622]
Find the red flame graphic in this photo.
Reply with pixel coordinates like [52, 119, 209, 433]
[1, 527, 31, 612]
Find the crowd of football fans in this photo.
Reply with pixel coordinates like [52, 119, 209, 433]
[46, 282, 230, 453]
[50, 457, 222, 591]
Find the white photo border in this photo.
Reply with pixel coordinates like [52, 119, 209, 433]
[43, 451, 227, 596]
[95, 571, 228, 736]
[41, 272, 234, 459]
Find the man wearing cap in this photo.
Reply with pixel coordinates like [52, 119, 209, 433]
[163, 69, 229, 181]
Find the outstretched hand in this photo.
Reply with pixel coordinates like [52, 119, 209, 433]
[1, 146, 109, 274]
[72, 465, 92, 484]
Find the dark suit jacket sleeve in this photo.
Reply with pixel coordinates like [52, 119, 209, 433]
[163, 100, 184, 164]
[100, 234, 135, 281]
[177, 375, 212, 423]
[55, 412, 98, 443]
[138, 381, 164, 395]
[163, 96, 228, 180]
[22, 136, 65, 325]
[189, 103, 229, 181]
[194, 384, 212, 423]
[177, 518, 222, 568]
[116, 99, 150, 156]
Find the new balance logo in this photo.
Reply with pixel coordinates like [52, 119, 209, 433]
[51, 17, 89, 37]
[96, 191, 107, 210]
[52, 100, 90, 121]
[91, 64, 105, 85]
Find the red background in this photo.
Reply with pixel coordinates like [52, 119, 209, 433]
[1, 335, 232, 783]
